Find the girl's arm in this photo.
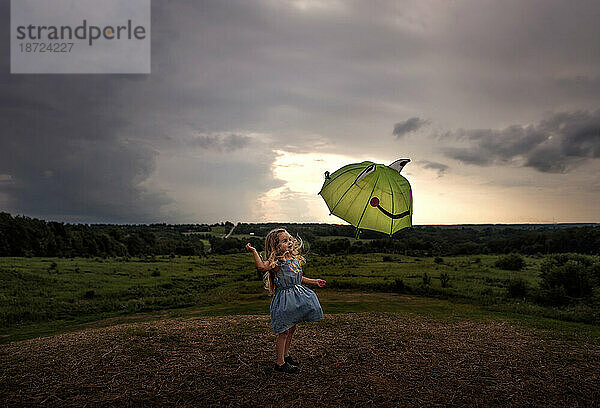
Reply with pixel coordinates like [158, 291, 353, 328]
[302, 276, 326, 288]
[245, 243, 271, 272]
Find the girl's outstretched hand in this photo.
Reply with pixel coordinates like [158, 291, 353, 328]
[245, 243, 256, 253]
[316, 279, 326, 287]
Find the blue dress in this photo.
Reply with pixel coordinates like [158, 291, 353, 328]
[270, 258, 324, 334]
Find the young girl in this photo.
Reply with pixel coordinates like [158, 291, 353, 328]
[246, 228, 326, 374]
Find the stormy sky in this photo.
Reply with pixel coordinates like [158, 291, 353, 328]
[1, 0, 600, 224]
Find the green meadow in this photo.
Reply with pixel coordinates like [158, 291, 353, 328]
[1, 253, 599, 344]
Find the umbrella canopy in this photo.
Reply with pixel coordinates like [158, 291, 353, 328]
[318, 159, 412, 236]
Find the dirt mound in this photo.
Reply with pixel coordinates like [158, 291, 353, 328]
[1, 313, 599, 407]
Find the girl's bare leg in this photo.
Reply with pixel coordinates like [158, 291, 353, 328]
[284, 325, 296, 358]
[276, 331, 288, 365]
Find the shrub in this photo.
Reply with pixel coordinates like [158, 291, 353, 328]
[535, 286, 569, 306]
[539, 254, 595, 301]
[591, 263, 600, 287]
[422, 272, 431, 286]
[439, 272, 450, 288]
[434, 257, 444, 264]
[393, 278, 405, 292]
[84, 290, 95, 299]
[494, 254, 526, 271]
[507, 278, 528, 298]
[151, 270, 161, 277]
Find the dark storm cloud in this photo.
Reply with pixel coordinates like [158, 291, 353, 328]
[3, 0, 600, 223]
[0, 74, 172, 222]
[0, 1, 7, 73]
[145, 0, 591, 148]
[191, 134, 252, 152]
[420, 160, 449, 177]
[443, 110, 600, 173]
[1, 0, 290, 223]
[143, 0, 439, 143]
[444, 126, 547, 165]
[555, 75, 600, 102]
[393, 117, 429, 138]
[0, 1, 171, 222]
[1, 140, 170, 223]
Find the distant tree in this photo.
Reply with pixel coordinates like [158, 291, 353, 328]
[494, 254, 526, 271]
[538, 254, 596, 302]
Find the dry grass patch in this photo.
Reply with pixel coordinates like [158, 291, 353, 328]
[1, 313, 599, 407]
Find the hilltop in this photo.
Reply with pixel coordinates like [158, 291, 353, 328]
[1, 312, 598, 407]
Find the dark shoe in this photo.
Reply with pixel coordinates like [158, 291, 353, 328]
[274, 362, 299, 373]
[284, 355, 299, 367]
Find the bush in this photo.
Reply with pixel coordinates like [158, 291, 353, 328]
[507, 278, 528, 298]
[494, 254, 526, 271]
[539, 254, 595, 301]
[439, 272, 450, 288]
[535, 286, 569, 306]
[422, 272, 431, 286]
[434, 257, 444, 264]
[393, 278, 405, 292]
[590, 263, 600, 287]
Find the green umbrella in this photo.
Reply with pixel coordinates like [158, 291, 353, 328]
[318, 159, 413, 237]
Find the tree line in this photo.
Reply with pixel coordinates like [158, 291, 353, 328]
[309, 226, 600, 256]
[0, 213, 208, 257]
[1, 212, 598, 257]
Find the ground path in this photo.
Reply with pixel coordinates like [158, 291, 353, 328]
[225, 224, 236, 238]
[1, 313, 599, 407]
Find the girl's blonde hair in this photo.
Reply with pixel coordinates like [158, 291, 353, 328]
[262, 228, 305, 295]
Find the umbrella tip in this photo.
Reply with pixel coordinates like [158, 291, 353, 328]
[389, 158, 411, 173]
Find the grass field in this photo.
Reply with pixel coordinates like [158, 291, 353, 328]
[1, 253, 599, 344]
[2, 253, 599, 406]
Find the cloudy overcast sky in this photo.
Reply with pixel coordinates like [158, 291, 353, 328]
[1, 0, 600, 225]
